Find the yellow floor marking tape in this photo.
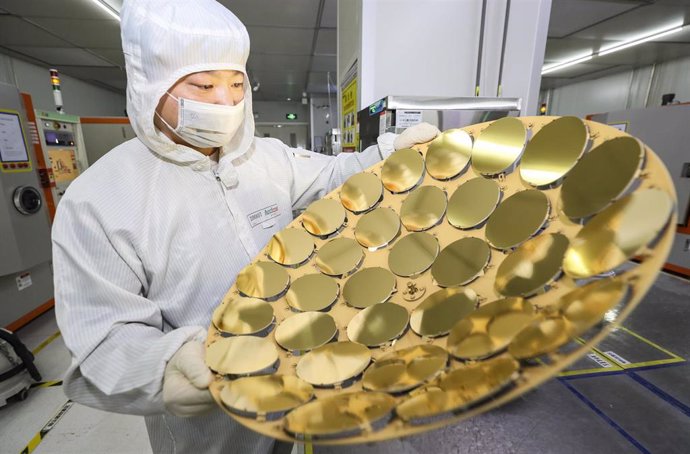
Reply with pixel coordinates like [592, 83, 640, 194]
[20, 400, 73, 454]
[30, 380, 63, 389]
[31, 331, 61, 355]
[591, 325, 685, 369]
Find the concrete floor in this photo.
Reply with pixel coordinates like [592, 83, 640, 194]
[1, 270, 688, 454]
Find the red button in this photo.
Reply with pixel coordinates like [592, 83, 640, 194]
[10, 163, 16, 168]
[2, 164, 7, 169]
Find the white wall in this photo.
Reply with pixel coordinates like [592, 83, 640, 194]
[253, 100, 309, 124]
[542, 54, 690, 117]
[309, 95, 334, 154]
[0, 53, 126, 116]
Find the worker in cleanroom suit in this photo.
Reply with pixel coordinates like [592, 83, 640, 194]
[52, 0, 438, 453]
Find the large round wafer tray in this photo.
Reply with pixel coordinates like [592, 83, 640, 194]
[206, 116, 677, 444]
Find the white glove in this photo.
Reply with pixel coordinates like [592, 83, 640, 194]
[163, 340, 216, 417]
[393, 122, 441, 150]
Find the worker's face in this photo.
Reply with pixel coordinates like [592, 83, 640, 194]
[154, 70, 245, 150]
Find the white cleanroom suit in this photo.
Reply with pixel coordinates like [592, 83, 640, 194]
[52, 0, 434, 453]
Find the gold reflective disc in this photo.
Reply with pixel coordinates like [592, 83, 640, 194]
[560, 136, 645, 219]
[236, 261, 290, 300]
[396, 357, 519, 423]
[520, 117, 588, 187]
[284, 392, 396, 439]
[447, 297, 534, 360]
[485, 190, 550, 250]
[354, 207, 401, 250]
[212, 296, 274, 335]
[471, 117, 527, 176]
[425, 128, 472, 180]
[560, 278, 629, 335]
[563, 189, 674, 278]
[315, 238, 364, 277]
[346, 303, 409, 347]
[362, 344, 448, 393]
[206, 336, 278, 376]
[296, 341, 372, 387]
[220, 375, 313, 418]
[274, 312, 338, 353]
[302, 199, 346, 237]
[431, 237, 491, 287]
[267, 228, 315, 267]
[400, 186, 448, 232]
[381, 148, 425, 193]
[343, 267, 397, 309]
[410, 288, 478, 337]
[508, 317, 572, 359]
[388, 232, 440, 277]
[495, 233, 570, 297]
[340, 172, 384, 213]
[447, 177, 501, 229]
[285, 274, 339, 312]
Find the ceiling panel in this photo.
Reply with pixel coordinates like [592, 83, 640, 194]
[590, 41, 690, 66]
[247, 54, 311, 72]
[6, 46, 115, 67]
[89, 48, 125, 67]
[314, 29, 336, 55]
[0, 16, 71, 47]
[321, 0, 337, 28]
[55, 65, 126, 81]
[218, 0, 320, 27]
[568, 4, 690, 40]
[0, 0, 115, 19]
[306, 71, 333, 93]
[246, 26, 314, 55]
[28, 18, 122, 49]
[247, 70, 307, 87]
[548, 0, 642, 38]
[310, 55, 336, 72]
[252, 83, 305, 101]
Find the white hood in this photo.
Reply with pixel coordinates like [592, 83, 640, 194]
[121, 0, 255, 185]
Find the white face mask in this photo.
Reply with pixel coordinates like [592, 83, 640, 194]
[157, 92, 245, 148]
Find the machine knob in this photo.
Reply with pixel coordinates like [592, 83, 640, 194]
[13, 186, 43, 215]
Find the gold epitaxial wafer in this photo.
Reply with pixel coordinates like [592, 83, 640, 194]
[563, 189, 673, 278]
[267, 228, 315, 266]
[388, 232, 439, 277]
[315, 237, 365, 277]
[362, 344, 448, 393]
[220, 375, 313, 419]
[302, 198, 347, 237]
[400, 186, 448, 232]
[520, 116, 588, 187]
[355, 207, 401, 250]
[410, 288, 478, 337]
[343, 267, 397, 308]
[296, 341, 372, 387]
[206, 336, 278, 376]
[381, 148, 425, 193]
[274, 312, 338, 353]
[447, 177, 502, 229]
[347, 303, 409, 347]
[340, 172, 384, 213]
[471, 117, 526, 176]
[284, 392, 396, 439]
[560, 136, 645, 220]
[431, 237, 491, 287]
[485, 190, 550, 250]
[236, 262, 290, 300]
[286, 274, 339, 312]
[425, 128, 473, 180]
[495, 233, 569, 297]
[212, 296, 274, 335]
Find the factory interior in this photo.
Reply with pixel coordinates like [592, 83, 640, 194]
[1, 0, 690, 453]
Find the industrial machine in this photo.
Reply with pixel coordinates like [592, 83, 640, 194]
[588, 105, 690, 277]
[357, 96, 521, 151]
[34, 110, 88, 206]
[0, 82, 53, 329]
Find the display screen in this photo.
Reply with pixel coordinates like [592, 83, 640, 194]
[0, 111, 29, 163]
[44, 130, 75, 147]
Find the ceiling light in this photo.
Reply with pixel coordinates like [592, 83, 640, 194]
[599, 24, 685, 56]
[286, 97, 292, 101]
[541, 22, 686, 76]
[89, 0, 120, 21]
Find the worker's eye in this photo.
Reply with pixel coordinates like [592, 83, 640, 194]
[232, 82, 244, 89]
[194, 84, 214, 90]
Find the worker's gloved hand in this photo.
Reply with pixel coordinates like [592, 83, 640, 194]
[393, 122, 441, 150]
[163, 340, 216, 417]
[377, 122, 441, 159]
